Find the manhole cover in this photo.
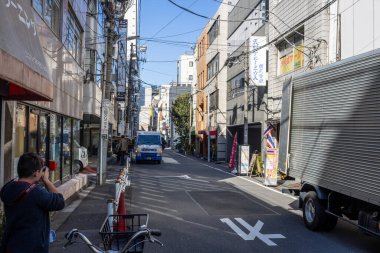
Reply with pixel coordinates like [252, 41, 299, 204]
[188, 191, 275, 216]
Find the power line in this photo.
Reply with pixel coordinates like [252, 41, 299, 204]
[233, 0, 338, 60]
[167, 0, 264, 22]
[147, 0, 200, 40]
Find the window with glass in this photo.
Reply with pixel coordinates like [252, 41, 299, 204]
[189, 75, 193, 81]
[72, 120, 81, 174]
[49, 114, 61, 184]
[277, 30, 304, 75]
[65, 6, 83, 63]
[32, 0, 61, 36]
[62, 117, 72, 181]
[227, 72, 245, 100]
[189, 61, 193, 67]
[14, 104, 26, 168]
[208, 17, 219, 45]
[38, 115, 48, 160]
[28, 111, 38, 154]
[207, 54, 219, 80]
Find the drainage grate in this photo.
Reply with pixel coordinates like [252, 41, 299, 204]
[188, 191, 276, 216]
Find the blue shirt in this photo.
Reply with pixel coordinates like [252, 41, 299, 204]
[1, 180, 65, 253]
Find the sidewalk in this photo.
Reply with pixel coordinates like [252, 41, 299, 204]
[50, 157, 129, 253]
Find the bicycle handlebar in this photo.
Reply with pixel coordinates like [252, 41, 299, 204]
[64, 227, 163, 253]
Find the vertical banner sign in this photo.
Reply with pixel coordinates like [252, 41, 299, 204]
[264, 148, 279, 186]
[101, 99, 110, 136]
[229, 133, 238, 169]
[249, 36, 267, 86]
[239, 145, 250, 175]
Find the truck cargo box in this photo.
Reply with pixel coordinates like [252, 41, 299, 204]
[278, 49, 380, 206]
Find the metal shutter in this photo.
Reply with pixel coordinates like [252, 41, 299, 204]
[288, 49, 380, 206]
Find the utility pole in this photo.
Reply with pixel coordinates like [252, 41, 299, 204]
[126, 43, 134, 137]
[98, 1, 115, 185]
[244, 40, 249, 145]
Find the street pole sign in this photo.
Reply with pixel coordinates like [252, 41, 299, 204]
[101, 99, 110, 136]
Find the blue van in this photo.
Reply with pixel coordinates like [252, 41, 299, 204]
[132, 131, 162, 164]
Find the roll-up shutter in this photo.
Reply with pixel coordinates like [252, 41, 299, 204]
[288, 49, 380, 206]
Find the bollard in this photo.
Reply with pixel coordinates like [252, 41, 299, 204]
[107, 199, 114, 232]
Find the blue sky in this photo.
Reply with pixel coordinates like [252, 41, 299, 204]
[139, 0, 221, 86]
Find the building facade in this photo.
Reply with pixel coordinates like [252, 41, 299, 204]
[195, 25, 209, 158]
[226, 0, 268, 164]
[268, 0, 330, 133]
[0, 0, 86, 185]
[204, 3, 228, 161]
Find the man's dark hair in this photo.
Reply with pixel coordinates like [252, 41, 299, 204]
[17, 153, 42, 178]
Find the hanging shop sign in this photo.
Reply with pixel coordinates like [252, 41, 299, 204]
[249, 36, 267, 86]
[101, 99, 110, 136]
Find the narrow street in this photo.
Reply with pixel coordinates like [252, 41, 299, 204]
[130, 150, 380, 253]
[52, 150, 380, 253]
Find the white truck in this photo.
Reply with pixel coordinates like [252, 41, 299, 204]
[278, 49, 380, 236]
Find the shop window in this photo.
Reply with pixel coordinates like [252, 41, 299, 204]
[32, 0, 61, 36]
[65, 6, 83, 64]
[49, 114, 61, 184]
[72, 120, 81, 174]
[28, 112, 38, 153]
[277, 30, 304, 75]
[14, 104, 26, 167]
[62, 117, 72, 181]
[39, 115, 48, 160]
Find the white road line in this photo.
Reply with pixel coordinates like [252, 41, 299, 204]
[194, 158, 298, 200]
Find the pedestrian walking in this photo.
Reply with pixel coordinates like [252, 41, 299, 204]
[120, 135, 128, 165]
[0, 153, 65, 253]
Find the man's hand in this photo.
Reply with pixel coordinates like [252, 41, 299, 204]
[42, 167, 50, 183]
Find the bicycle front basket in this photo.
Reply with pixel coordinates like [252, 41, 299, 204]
[99, 214, 149, 252]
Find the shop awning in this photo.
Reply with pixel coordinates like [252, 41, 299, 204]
[0, 0, 53, 101]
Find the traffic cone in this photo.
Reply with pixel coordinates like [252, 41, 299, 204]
[116, 191, 127, 231]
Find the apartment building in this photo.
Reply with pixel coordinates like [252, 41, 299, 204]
[226, 0, 268, 162]
[195, 26, 209, 158]
[204, 3, 228, 161]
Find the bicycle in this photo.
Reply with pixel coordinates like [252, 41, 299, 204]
[64, 214, 163, 253]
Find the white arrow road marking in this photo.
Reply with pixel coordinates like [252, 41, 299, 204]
[154, 175, 209, 183]
[220, 218, 285, 246]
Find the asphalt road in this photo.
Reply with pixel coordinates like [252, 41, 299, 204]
[129, 149, 380, 253]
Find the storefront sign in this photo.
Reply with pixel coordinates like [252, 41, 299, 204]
[101, 100, 110, 136]
[0, 0, 49, 79]
[239, 145, 250, 175]
[264, 148, 278, 186]
[249, 36, 267, 86]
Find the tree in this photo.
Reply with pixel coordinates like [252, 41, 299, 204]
[171, 93, 191, 149]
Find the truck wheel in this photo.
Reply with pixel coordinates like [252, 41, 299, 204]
[303, 191, 327, 231]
